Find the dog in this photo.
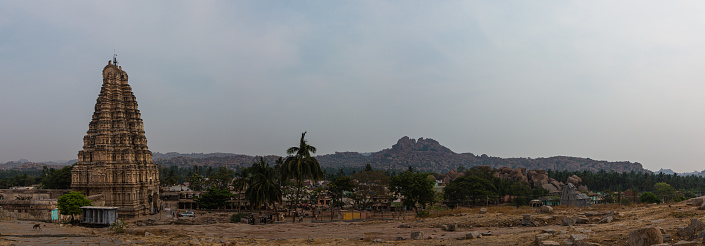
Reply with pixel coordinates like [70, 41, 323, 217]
[32, 224, 41, 231]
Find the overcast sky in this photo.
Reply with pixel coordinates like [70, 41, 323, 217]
[1, 1, 704, 172]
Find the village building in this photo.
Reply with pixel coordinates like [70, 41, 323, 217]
[71, 58, 160, 218]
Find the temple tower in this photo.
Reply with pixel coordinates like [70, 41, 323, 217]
[71, 58, 160, 218]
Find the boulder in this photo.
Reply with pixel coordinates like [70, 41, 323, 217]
[411, 231, 423, 240]
[442, 223, 457, 231]
[628, 227, 663, 246]
[599, 216, 613, 224]
[677, 219, 705, 238]
[539, 241, 560, 246]
[561, 216, 577, 226]
[576, 215, 590, 224]
[521, 214, 532, 226]
[540, 205, 554, 214]
[466, 231, 482, 239]
[481, 231, 492, 236]
[570, 234, 588, 242]
[688, 197, 705, 207]
[567, 175, 582, 185]
[542, 229, 556, 235]
[699, 202, 705, 210]
[535, 233, 551, 242]
[479, 208, 487, 214]
[398, 224, 411, 228]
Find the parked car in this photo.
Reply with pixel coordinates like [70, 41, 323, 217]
[179, 211, 195, 217]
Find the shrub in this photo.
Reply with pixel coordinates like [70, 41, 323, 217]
[417, 210, 430, 218]
[230, 212, 249, 223]
[639, 192, 660, 204]
[109, 220, 125, 233]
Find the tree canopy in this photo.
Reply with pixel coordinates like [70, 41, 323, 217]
[389, 170, 436, 214]
[40, 164, 73, 189]
[245, 157, 282, 210]
[57, 191, 92, 221]
[280, 132, 323, 222]
[196, 188, 233, 210]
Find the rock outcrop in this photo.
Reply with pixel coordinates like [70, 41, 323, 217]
[628, 227, 662, 246]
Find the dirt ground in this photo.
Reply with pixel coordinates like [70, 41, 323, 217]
[2, 201, 704, 245]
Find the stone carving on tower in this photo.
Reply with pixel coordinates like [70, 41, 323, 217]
[71, 58, 160, 218]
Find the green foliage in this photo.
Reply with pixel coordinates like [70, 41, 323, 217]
[389, 170, 436, 214]
[160, 166, 179, 186]
[328, 176, 356, 210]
[245, 157, 282, 210]
[230, 212, 249, 223]
[509, 182, 532, 207]
[280, 132, 323, 222]
[639, 192, 660, 204]
[196, 188, 233, 210]
[57, 191, 92, 221]
[417, 210, 430, 218]
[209, 166, 235, 189]
[654, 182, 676, 202]
[546, 169, 705, 195]
[186, 172, 206, 191]
[350, 169, 390, 210]
[109, 220, 125, 233]
[40, 164, 73, 189]
[444, 175, 496, 207]
[0, 171, 42, 189]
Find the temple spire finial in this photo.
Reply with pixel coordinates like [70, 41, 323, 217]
[113, 51, 119, 66]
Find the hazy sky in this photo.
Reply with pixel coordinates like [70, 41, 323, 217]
[1, 1, 704, 172]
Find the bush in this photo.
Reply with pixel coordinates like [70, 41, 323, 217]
[639, 192, 661, 204]
[417, 210, 430, 218]
[109, 220, 125, 233]
[230, 212, 249, 223]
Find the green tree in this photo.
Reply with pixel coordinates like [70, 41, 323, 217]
[280, 132, 323, 222]
[232, 168, 250, 212]
[160, 166, 179, 186]
[639, 192, 660, 204]
[350, 169, 390, 210]
[196, 188, 233, 210]
[57, 191, 92, 222]
[654, 182, 676, 202]
[328, 176, 356, 221]
[389, 170, 436, 215]
[443, 175, 496, 207]
[245, 157, 282, 212]
[40, 164, 74, 189]
[209, 166, 235, 189]
[186, 172, 205, 191]
[509, 181, 532, 207]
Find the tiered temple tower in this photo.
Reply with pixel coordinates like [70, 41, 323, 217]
[71, 58, 159, 218]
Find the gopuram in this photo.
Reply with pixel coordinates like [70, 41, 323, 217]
[71, 57, 160, 218]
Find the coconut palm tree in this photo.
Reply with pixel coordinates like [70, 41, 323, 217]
[280, 132, 323, 222]
[233, 168, 250, 212]
[245, 157, 282, 213]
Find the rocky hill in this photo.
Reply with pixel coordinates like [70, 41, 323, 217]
[316, 136, 648, 173]
[1, 136, 648, 173]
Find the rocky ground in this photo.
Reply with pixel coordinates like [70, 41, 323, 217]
[2, 200, 705, 245]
